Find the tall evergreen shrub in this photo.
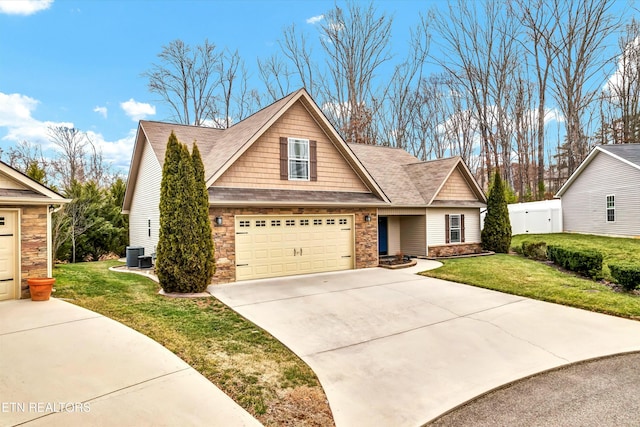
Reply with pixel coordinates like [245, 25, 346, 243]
[481, 171, 512, 253]
[156, 132, 213, 293]
[191, 143, 215, 288]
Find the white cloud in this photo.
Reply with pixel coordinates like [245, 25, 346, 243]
[93, 106, 107, 118]
[543, 107, 563, 124]
[0, 92, 71, 148]
[604, 36, 640, 97]
[321, 101, 350, 120]
[0, 92, 39, 124]
[120, 98, 155, 121]
[306, 14, 324, 25]
[201, 117, 233, 129]
[87, 129, 136, 170]
[0, 0, 53, 15]
[0, 91, 135, 170]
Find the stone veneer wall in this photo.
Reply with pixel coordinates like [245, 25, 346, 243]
[428, 243, 483, 258]
[209, 207, 378, 284]
[12, 205, 49, 298]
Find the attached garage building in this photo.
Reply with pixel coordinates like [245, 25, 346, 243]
[0, 161, 69, 300]
[123, 89, 385, 283]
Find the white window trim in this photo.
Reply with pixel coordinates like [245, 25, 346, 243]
[288, 137, 310, 181]
[606, 194, 615, 223]
[449, 214, 462, 243]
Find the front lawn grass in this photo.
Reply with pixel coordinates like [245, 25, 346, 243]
[421, 254, 640, 320]
[53, 260, 334, 426]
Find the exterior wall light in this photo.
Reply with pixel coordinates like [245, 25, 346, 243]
[364, 214, 371, 222]
[215, 216, 223, 226]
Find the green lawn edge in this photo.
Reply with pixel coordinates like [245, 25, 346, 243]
[421, 253, 640, 320]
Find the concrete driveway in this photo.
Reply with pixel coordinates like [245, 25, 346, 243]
[0, 298, 260, 427]
[209, 260, 640, 427]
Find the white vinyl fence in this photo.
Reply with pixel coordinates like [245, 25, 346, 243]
[481, 199, 562, 235]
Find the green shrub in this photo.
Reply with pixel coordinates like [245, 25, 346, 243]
[512, 243, 523, 254]
[481, 171, 512, 253]
[157, 133, 213, 293]
[609, 263, 640, 291]
[191, 143, 215, 289]
[546, 245, 603, 280]
[522, 241, 547, 260]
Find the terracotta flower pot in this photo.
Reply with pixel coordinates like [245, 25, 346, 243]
[28, 278, 55, 301]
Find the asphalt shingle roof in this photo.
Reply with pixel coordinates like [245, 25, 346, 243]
[134, 89, 484, 208]
[348, 144, 477, 206]
[140, 90, 301, 182]
[599, 143, 640, 168]
[209, 187, 384, 205]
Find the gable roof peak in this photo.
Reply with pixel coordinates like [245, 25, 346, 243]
[556, 143, 640, 197]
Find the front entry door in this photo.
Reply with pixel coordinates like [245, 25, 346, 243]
[378, 216, 388, 255]
[0, 211, 17, 300]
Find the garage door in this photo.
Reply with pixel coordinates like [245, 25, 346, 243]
[235, 215, 354, 281]
[0, 211, 17, 301]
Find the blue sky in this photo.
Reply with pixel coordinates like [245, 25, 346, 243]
[0, 0, 432, 172]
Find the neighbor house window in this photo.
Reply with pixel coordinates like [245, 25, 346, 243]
[288, 138, 310, 180]
[445, 214, 465, 244]
[606, 195, 615, 222]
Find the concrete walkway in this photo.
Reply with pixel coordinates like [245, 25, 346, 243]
[209, 260, 640, 427]
[0, 298, 261, 427]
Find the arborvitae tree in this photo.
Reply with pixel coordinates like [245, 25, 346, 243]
[156, 132, 182, 290]
[191, 143, 215, 289]
[155, 132, 193, 291]
[176, 142, 202, 292]
[481, 171, 512, 253]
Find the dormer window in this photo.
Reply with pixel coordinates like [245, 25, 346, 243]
[288, 138, 310, 180]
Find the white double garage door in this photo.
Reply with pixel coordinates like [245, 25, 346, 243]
[235, 214, 354, 281]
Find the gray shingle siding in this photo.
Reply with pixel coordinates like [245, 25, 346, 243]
[562, 151, 640, 237]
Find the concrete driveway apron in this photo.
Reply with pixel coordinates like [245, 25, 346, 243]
[209, 260, 640, 427]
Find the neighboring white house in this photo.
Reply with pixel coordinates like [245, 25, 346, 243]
[555, 143, 640, 238]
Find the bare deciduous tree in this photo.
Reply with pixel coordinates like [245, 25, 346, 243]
[48, 126, 87, 187]
[546, 0, 620, 176]
[2, 140, 50, 181]
[214, 49, 252, 128]
[145, 39, 221, 126]
[602, 18, 640, 144]
[514, 0, 559, 198]
[281, 24, 317, 96]
[258, 53, 293, 102]
[432, 0, 520, 187]
[318, 0, 393, 144]
[379, 14, 430, 151]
